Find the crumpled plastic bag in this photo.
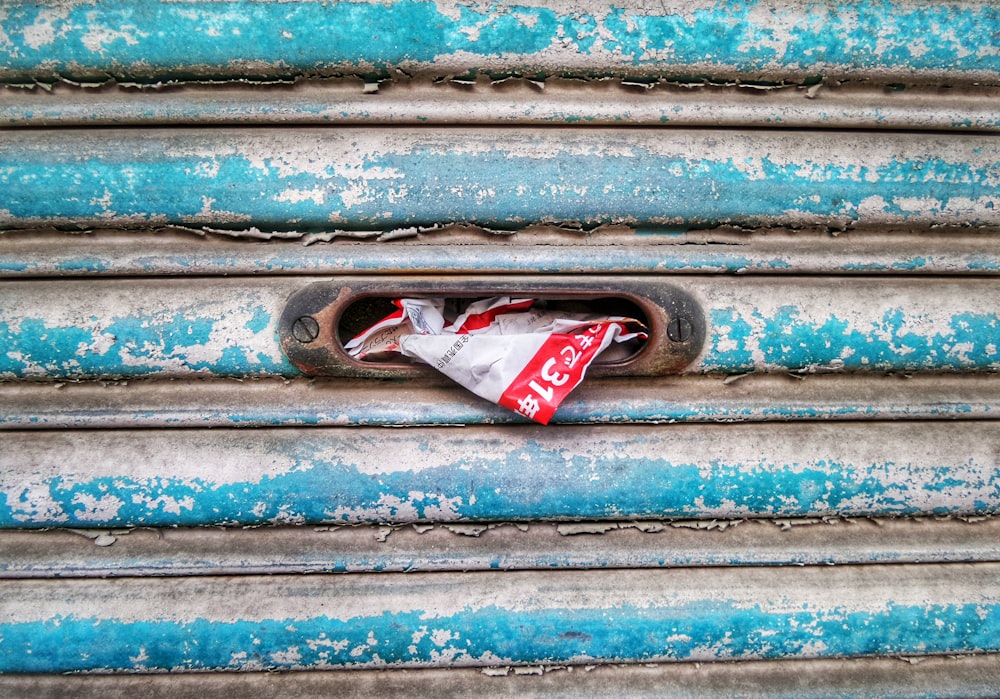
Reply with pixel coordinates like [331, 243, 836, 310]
[346, 296, 646, 424]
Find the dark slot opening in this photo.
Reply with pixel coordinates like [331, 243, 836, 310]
[337, 294, 650, 365]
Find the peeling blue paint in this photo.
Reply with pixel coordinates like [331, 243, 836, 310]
[243, 305, 271, 334]
[2, 426, 997, 527]
[2, 278, 998, 379]
[54, 257, 110, 272]
[1, 598, 998, 673]
[0, 0, 996, 84]
[0, 259, 31, 272]
[703, 306, 1000, 372]
[2, 132, 998, 230]
[0, 302, 298, 379]
[968, 256, 1000, 272]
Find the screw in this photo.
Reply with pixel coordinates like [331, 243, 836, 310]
[291, 315, 320, 343]
[667, 316, 693, 343]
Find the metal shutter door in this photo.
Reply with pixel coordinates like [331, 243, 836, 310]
[2, 1, 999, 694]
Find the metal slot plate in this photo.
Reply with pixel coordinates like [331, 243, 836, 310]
[278, 277, 703, 378]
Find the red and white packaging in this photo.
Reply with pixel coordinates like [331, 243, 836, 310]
[346, 297, 646, 425]
[343, 298, 445, 359]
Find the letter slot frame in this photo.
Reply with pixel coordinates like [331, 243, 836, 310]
[279, 276, 705, 379]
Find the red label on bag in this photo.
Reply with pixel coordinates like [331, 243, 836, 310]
[451, 298, 534, 334]
[497, 322, 621, 425]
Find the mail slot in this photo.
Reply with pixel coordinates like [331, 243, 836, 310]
[278, 277, 706, 378]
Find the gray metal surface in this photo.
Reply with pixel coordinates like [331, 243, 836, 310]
[4, 80, 999, 130]
[2, 518, 999, 579]
[2, 373, 998, 428]
[2, 654, 1000, 698]
[4, 227, 1000, 278]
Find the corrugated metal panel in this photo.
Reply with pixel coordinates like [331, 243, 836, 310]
[2, 374, 997, 428]
[3, 423, 999, 528]
[3, 564, 1000, 672]
[2, 0, 999, 690]
[4, 655, 1000, 699]
[2, 228, 1000, 277]
[2, 277, 998, 380]
[5, 519, 1000, 578]
[2, 0, 997, 85]
[2, 128, 997, 231]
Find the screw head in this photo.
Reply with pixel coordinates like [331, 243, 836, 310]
[291, 315, 321, 343]
[667, 316, 693, 343]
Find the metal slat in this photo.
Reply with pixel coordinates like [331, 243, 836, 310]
[2, 374, 999, 429]
[3, 518, 999, 579]
[4, 80, 1000, 130]
[2, 563, 999, 672]
[3, 228, 1000, 277]
[2, 276, 998, 380]
[2, 422, 998, 528]
[2, 128, 998, 231]
[1, 0, 996, 85]
[4, 655, 1000, 699]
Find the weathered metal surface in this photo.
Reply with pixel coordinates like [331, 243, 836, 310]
[4, 228, 1000, 278]
[1, 0, 997, 86]
[4, 654, 1000, 699]
[3, 518, 999, 579]
[2, 128, 998, 232]
[1, 0, 995, 690]
[3, 277, 998, 380]
[0, 278, 298, 379]
[4, 80, 1000, 131]
[2, 564, 999, 672]
[693, 277, 1000, 374]
[3, 373, 997, 429]
[2, 423, 998, 528]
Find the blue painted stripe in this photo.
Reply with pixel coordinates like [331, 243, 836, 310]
[2, 423, 997, 527]
[1, 0, 997, 84]
[1, 277, 998, 380]
[0, 280, 299, 379]
[699, 305, 1000, 373]
[1, 129, 997, 231]
[1, 566, 998, 672]
[4, 601, 999, 672]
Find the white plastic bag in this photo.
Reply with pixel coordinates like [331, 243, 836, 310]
[346, 297, 645, 425]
